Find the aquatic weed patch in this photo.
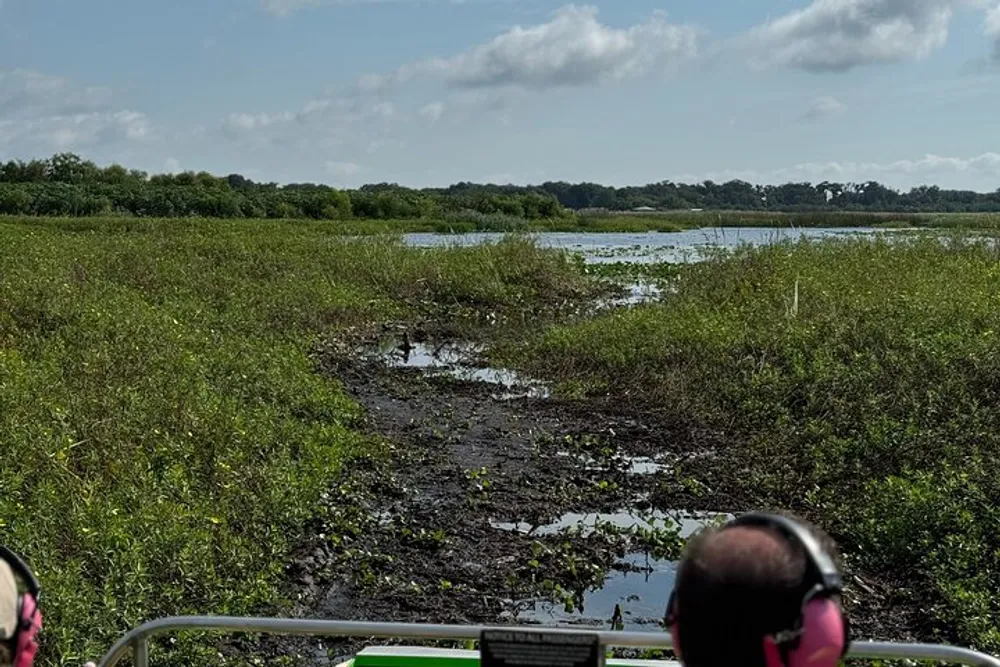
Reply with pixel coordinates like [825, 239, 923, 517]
[509, 232, 1000, 651]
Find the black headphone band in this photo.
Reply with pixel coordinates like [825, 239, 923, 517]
[725, 512, 843, 594]
[723, 513, 850, 657]
[664, 512, 843, 623]
[0, 546, 40, 600]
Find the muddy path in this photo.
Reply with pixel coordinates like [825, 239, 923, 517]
[243, 324, 925, 665]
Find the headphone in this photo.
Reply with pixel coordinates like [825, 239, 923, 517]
[0, 546, 41, 667]
[664, 512, 849, 667]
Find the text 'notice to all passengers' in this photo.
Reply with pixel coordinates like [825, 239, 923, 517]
[480, 629, 604, 667]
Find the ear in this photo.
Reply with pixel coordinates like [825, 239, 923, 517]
[669, 622, 682, 661]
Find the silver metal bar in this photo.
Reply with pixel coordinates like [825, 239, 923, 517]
[130, 636, 149, 667]
[847, 641, 1000, 666]
[96, 616, 1000, 667]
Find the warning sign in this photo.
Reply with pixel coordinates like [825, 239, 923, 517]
[480, 629, 604, 667]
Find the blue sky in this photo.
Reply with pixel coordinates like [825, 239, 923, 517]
[1, 0, 999, 191]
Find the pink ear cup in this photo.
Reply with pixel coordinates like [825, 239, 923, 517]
[15, 594, 41, 667]
[762, 636, 784, 667]
[761, 598, 844, 667]
[786, 598, 844, 667]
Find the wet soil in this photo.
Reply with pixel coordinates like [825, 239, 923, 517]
[237, 324, 927, 665]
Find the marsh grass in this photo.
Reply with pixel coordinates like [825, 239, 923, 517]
[573, 210, 1000, 231]
[509, 232, 1000, 651]
[26, 211, 993, 238]
[0, 217, 595, 665]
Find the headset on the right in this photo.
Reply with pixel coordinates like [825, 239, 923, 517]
[664, 512, 850, 667]
[0, 545, 42, 667]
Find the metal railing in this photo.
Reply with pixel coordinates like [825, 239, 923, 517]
[96, 616, 1000, 667]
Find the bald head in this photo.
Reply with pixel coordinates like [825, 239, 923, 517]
[693, 526, 803, 583]
[670, 516, 839, 667]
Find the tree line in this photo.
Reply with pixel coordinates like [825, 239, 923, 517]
[0, 154, 565, 220]
[534, 179, 1000, 213]
[1, 153, 999, 219]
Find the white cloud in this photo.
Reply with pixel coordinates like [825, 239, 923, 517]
[221, 3, 695, 159]
[419, 101, 446, 122]
[372, 101, 395, 119]
[677, 152, 1000, 190]
[987, 3, 1000, 57]
[746, 0, 953, 72]
[260, 0, 505, 16]
[363, 4, 697, 92]
[366, 137, 407, 154]
[0, 69, 156, 150]
[989, 3, 1000, 32]
[260, 0, 322, 16]
[224, 111, 295, 132]
[802, 96, 848, 120]
[0, 69, 111, 119]
[302, 99, 332, 114]
[164, 157, 182, 173]
[0, 110, 153, 150]
[442, 5, 696, 89]
[221, 95, 389, 143]
[326, 160, 365, 176]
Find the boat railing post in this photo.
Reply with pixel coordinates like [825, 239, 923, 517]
[131, 636, 149, 667]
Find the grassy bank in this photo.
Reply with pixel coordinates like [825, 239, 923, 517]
[505, 233, 1000, 652]
[0, 217, 596, 666]
[12, 210, 1000, 238]
[576, 210, 1000, 231]
[332, 210, 1000, 234]
[299, 210, 1000, 234]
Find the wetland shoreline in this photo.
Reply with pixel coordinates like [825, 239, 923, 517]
[257, 319, 924, 665]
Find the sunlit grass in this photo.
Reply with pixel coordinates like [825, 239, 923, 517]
[0, 217, 595, 666]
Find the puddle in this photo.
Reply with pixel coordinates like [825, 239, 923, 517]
[514, 553, 677, 631]
[625, 457, 668, 475]
[448, 367, 551, 400]
[501, 510, 734, 632]
[376, 339, 482, 369]
[372, 338, 550, 401]
[558, 451, 671, 476]
[491, 509, 730, 538]
[603, 282, 663, 308]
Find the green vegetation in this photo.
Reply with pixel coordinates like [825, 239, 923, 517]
[7, 208, 1000, 662]
[537, 180, 1000, 212]
[4, 154, 1000, 231]
[0, 154, 567, 222]
[0, 217, 596, 666]
[506, 233, 1000, 652]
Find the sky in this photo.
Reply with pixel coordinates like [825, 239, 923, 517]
[1, 0, 999, 191]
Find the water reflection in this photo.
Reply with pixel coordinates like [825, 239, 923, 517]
[403, 227, 897, 264]
[498, 510, 734, 632]
[374, 339, 550, 400]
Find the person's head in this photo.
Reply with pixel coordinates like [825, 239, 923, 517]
[665, 512, 848, 667]
[0, 546, 41, 667]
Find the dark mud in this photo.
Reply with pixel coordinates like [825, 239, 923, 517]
[241, 324, 926, 665]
